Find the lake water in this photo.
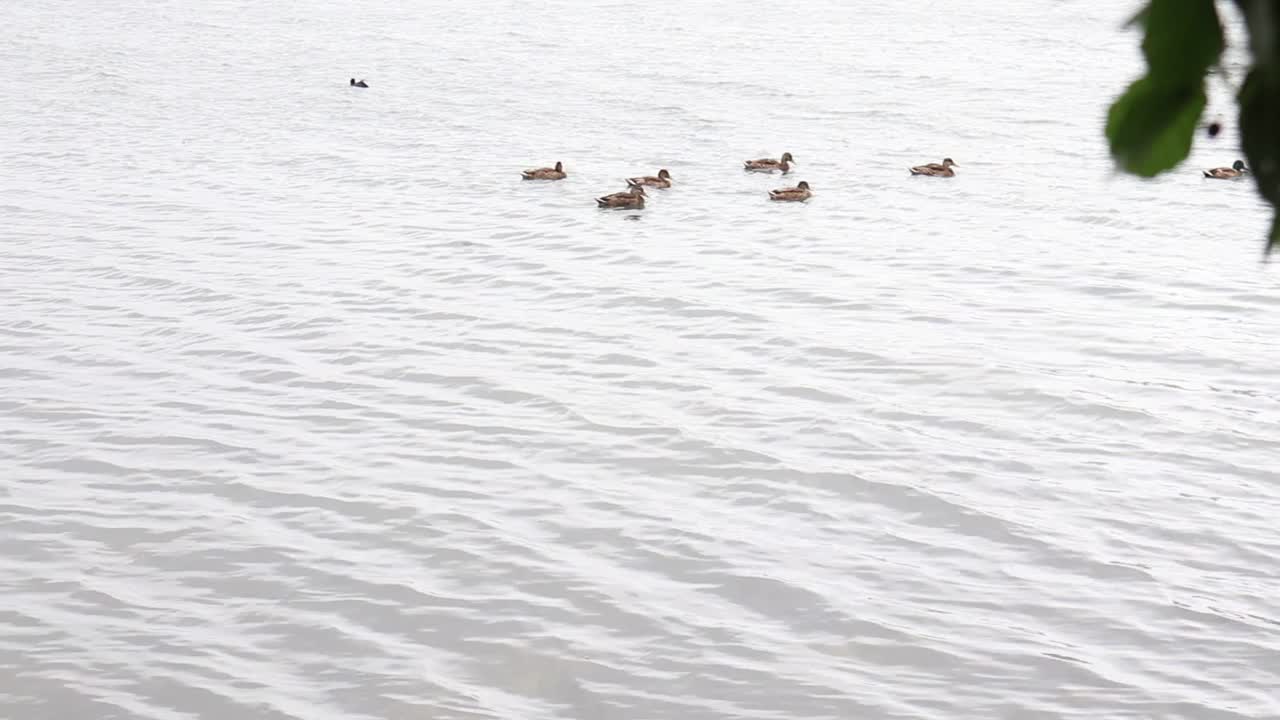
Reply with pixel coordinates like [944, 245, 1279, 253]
[2, 1, 1279, 718]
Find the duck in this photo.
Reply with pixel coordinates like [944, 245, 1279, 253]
[1203, 159, 1248, 179]
[909, 158, 957, 177]
[744, 152, 795, 172]
[521, 161, 567, 180]
[627, 169, 673, 188]
[769, 181, 811, 202]
[596, 185, 646, 208]
[350, 78, 369, 88]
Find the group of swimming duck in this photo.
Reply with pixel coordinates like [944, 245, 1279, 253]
[518, 153, 966, 209]
[348, 79, 1250, 192]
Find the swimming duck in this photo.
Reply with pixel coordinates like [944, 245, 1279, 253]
[769, 181, 811, 202]
[521, 161, 567, 180]
[596, 185, 646, 208]
[627, 169, 673, 188]
[744, 152, 795, 172]
[909, 158, 957, 177]
[350, 78, 369, 88]
[1203, 160, 1248, 179]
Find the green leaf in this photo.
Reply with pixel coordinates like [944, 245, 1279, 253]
[1107, 76, 1206, 176]
[1141, 0, 1224, 80]
[1233, 0, 1279, 69]
[1239, 69, 1280, 204]
[1126, 3, 1151, 29]
[1238, 68, 1280, 255]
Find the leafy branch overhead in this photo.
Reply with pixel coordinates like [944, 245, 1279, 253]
[1106, 0, 1280, 255]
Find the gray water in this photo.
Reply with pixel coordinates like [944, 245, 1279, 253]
[3, 1, 1279, 718]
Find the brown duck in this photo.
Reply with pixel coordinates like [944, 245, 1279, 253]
[769, 181, 811, 202]
[909, 158, 958, 177]
[522, 161, 567, 180]
[744, 152, 795, 173]
[627, 169, 673, 188]
[596, 185, 646, 208]
[1203, 160, 1247, 179]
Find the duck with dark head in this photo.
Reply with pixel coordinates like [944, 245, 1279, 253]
[769, 181, 811, 202]
[909, 158, 957, 177]
[596, 184, 646, 208]
[521, 161, 567, 180]
[744, 152, 795, 173]
[1203, 159, 1248, 179]
[350, 78, 369, 88]
[627, 169, 673, 188]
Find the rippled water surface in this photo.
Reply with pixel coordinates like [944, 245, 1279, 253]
[3, 1, 1280, 718]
